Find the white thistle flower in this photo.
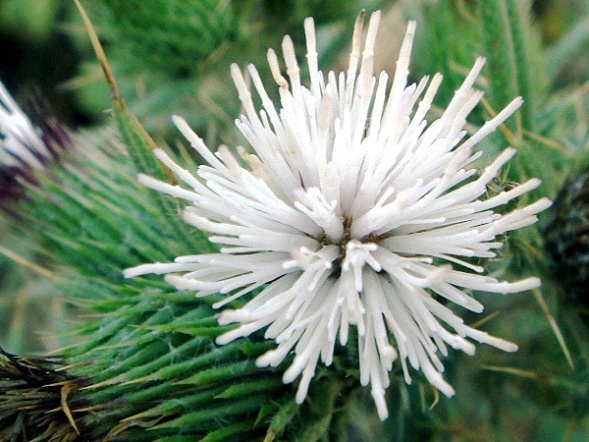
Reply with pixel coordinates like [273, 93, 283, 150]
[1, 80, 71, 206]
[0, 80, 51, 171]
[125, 11, 552, 420]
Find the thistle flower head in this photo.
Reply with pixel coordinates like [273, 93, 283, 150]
[125, 11, 551, 420]
[544, 167, 589, 299]
[0, 80, 70, 204]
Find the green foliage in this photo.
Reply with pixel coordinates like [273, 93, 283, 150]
[0, 349, 86, 442]
[71, 0, 386, 138]
[89, 0, 237, 78]
[12, 128, 288, 440]
[0, 0, 60, 42]
[479, 1, 530, 133]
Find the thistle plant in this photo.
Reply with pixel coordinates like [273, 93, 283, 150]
[2, 1, 589, 441]
[0, 81, 69, 206]
[125, 12, 550, 420]
[545, 168, 589, 299]
[73, 0, 381, 134]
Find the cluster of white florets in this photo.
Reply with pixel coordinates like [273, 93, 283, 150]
[0, 81, 51, 171]
[125, 11, 550, 420]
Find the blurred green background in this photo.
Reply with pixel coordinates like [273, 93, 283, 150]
[1, 0, 588, 129]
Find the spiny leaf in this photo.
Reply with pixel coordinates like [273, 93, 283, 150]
[177, 359, 261, 386]
[199, 420, 260, 442]
[477, 1, 545, 135]
[547, 14, 589, 82]
[75, 0, 211, 254]
[264, 399, 299, 441]
[150, 395, 269, 430]
[478, 0, 522, 134]
[217, 377, 284, 399]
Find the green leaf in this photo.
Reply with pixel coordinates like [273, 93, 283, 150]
[264, 399, 299, 441]
[151, 395, 269, 430]
[478, 0, 544, 134]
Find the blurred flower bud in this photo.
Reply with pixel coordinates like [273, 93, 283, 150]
[544, 167, 589, 300]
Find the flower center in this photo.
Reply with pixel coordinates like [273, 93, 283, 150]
[319, 214, 382, 279]
[292, 188, 385, 288]
[319, 214, 352, 271]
